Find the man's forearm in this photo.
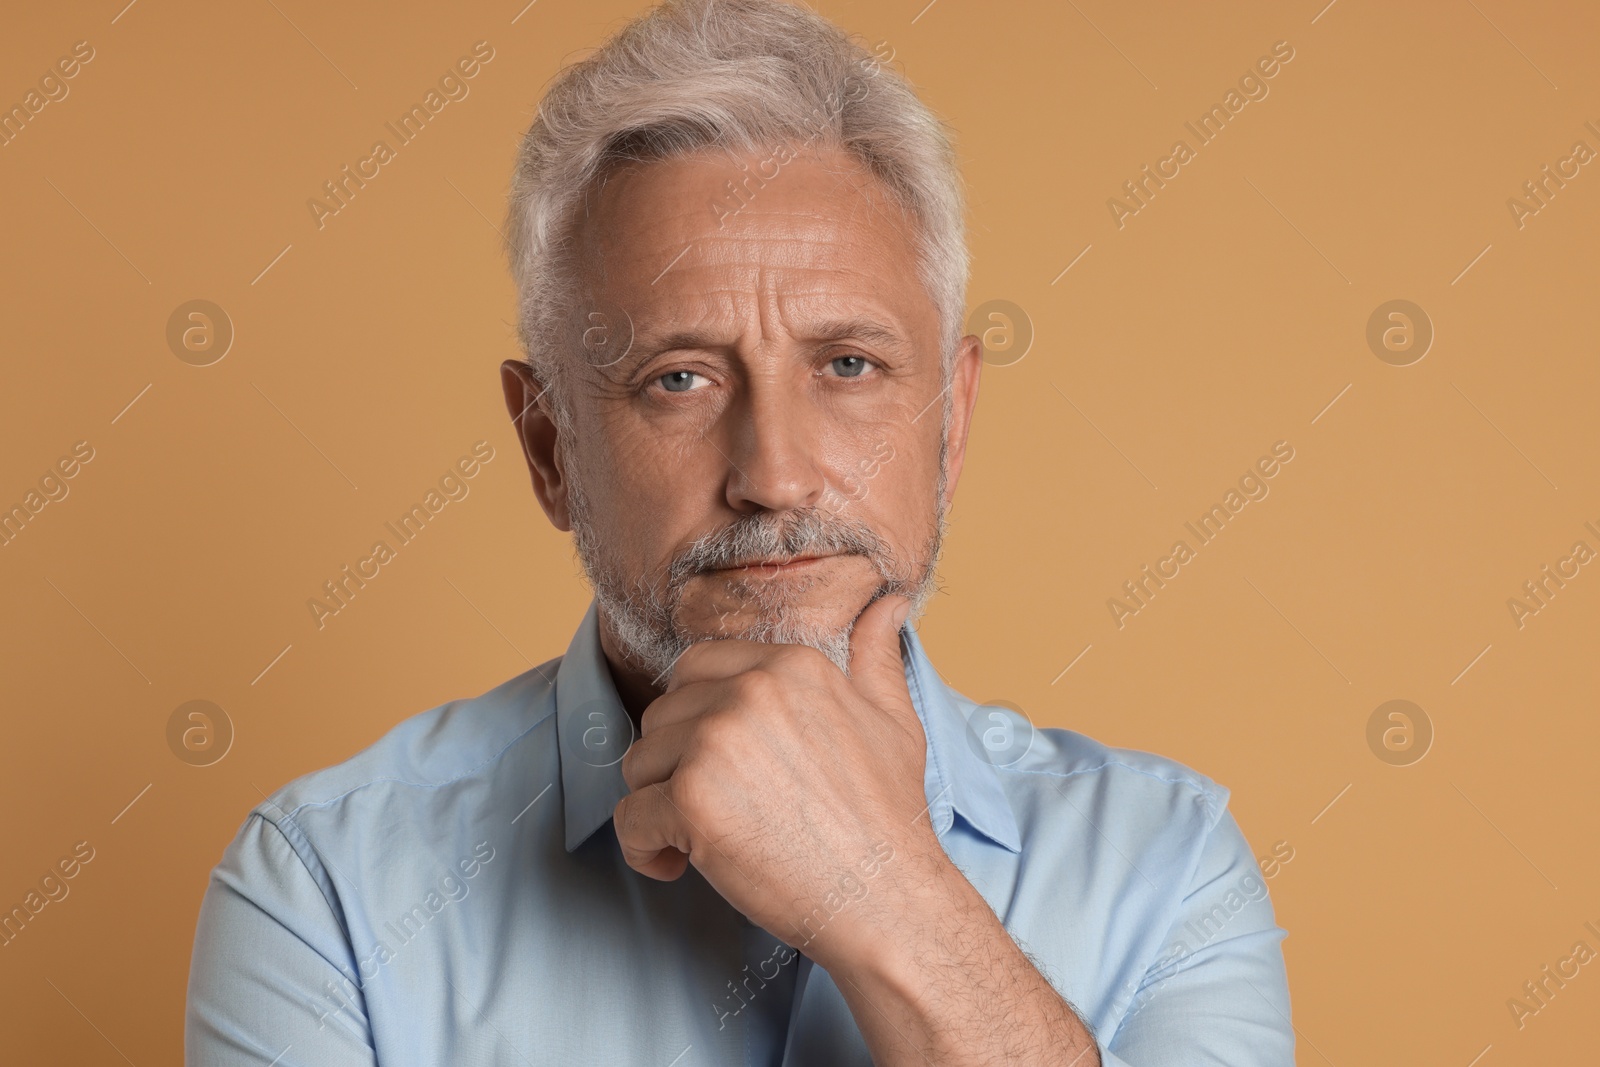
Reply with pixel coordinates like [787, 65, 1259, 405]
[824, 853, 1101, 1066]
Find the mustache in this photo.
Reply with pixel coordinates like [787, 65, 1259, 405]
[666, 507, 890, 585]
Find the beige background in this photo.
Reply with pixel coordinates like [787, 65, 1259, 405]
[2, 0, 1597, 1062]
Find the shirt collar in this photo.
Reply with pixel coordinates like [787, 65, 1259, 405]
[900, 620, 1023, 853]
[555, 598, 636, 853]
[556, 597, 1022, 855]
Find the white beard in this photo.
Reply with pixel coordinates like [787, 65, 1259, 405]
[563, 446, 947, 687]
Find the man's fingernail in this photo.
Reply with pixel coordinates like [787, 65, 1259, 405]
[893, 601, 912, 628]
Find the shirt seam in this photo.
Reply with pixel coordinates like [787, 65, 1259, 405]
[994, 759, 1227, 823]
[242, 810, 368, 1002]
[264, 699, 558, 823]
[1098, 797, 1231, 1054]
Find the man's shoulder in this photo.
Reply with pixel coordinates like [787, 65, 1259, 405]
[1014, 723, 1230, 820]
[941, 687, 1232, 840]
[252, 657, 562, 827]
[969, 705, 1244, 895]
[943, 686, 1228, 817]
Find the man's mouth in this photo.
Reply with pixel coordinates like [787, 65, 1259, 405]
[710, 553, 839, 576]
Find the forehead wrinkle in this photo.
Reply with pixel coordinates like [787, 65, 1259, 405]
[643, 195, 892, 263]
[592, 228, 875, 325]
[593, 176, 909, 294]
[598, 190, 859, 270]
[632, 282, 908, 361]
[586, 162, 928, 374]
[650, 234, 896, 309]
[583, 147, 915, 283]
[755, 260, 780, 363]
[689, 225, 877, 268]
[631, 246, 892, 342]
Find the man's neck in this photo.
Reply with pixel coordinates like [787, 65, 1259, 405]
[595, 614, 666, 729]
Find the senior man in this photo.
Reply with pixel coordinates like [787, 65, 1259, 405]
[187, 0, 1293, 1063]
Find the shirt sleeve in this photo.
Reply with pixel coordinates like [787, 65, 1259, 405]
[186, 812, 380, 1066]
[1097, 805, 1295, 1067]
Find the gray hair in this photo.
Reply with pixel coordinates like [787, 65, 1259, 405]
[503, 0, 970, 428]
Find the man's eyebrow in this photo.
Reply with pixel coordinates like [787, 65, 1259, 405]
[630, 326, 731, 357]
[795, 316, 910, 352]
[632, 316, 910, 356]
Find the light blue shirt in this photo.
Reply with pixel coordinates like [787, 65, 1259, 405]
[186, 598, 1294, 1065]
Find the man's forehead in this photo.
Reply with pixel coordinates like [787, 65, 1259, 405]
[628, 303, 916, 356]
[586, 145, 901, 233]
[566, 147, 938, 372]
[578, 149, 921, 291]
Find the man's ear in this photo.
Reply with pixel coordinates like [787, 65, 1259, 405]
[939, 334, 983, 511]
[499, 359, 572, 532]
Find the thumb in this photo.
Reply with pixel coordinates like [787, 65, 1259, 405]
[846, 592, 914, 711]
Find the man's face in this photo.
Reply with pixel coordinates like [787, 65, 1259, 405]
[504, 144, 981, 684]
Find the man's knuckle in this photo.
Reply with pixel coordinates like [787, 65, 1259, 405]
[671, 769, 714, 821]
[613, 796, 635, 837]
[618, 742, 643, 787]
[734, 667, 781, 704]
[638, 702, 664, 735]
[782, 643, 830, 675]
[771, 643, 808, 667]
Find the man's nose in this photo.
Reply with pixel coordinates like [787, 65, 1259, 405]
[722, 380, 828, 514]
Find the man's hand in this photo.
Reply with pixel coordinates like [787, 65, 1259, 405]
[611, 591, 1101, 1065]
[613, 592, 945, 966]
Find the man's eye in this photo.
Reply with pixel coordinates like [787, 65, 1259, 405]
[828, 355, 873, 378]
[657, 370, 707, 393]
